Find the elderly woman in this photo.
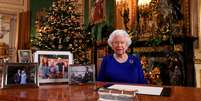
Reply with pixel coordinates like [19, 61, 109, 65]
[97, 29, 146, 84]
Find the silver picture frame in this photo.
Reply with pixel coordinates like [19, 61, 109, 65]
[34, 51, 73, 84]
[68, 64, 95, 84]
[1, 63, 39, 88]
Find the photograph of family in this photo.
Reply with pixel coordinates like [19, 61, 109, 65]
[38, 55, 69, 83]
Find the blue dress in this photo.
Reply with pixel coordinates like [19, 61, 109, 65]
[97, 54, 146, 84]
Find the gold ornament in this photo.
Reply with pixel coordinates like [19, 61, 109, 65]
[63, 29, 68, 33]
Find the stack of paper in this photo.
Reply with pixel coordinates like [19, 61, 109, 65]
[108, 84, 163, 96]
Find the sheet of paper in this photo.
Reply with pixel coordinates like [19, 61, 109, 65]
[108, 84, 163, 96]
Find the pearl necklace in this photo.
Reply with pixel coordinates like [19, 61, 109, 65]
[113, 54, 128, 63]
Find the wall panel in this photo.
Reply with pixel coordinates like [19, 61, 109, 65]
[0, 0, 29, 62]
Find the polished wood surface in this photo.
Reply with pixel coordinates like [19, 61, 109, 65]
[0, 83, 201, 101]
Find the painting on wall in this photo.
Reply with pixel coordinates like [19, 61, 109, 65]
[115, 0, 137, 31]
[89, 0, 105, 24]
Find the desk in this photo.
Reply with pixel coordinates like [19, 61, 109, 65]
[0, 83, 200, 101]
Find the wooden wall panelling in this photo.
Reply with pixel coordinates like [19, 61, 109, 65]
[199, 0, 201, 50]
[0, 0, 24, 5]
[76, 0, 84, 25]
[18, 11, 30, 49]
[0, 0, 29, 62]
[195, 63, 201, 87]
[0, 12, 19, 62]
[0, 0, 28, 12]
[192, 0, 201, 88]
[190, 0, 199, 37]
[182, 0, 191, 36]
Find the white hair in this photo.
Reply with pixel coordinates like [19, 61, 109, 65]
[107, 29, 132, 47]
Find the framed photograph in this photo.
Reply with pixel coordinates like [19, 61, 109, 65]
[34, 51, 73, 84]
[68, 64, 95, 84]
[1, 63, 38, 88]
[18, 50, 32, 63]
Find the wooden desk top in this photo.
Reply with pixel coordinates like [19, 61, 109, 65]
[0, 83, 201, 101]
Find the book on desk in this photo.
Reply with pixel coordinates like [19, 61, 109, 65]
[98, 87, 138, 101]
[97, 84, 171, 100]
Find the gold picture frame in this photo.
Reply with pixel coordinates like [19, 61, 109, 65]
[89, 0, 106, 24]
[18, 50, 32, 63]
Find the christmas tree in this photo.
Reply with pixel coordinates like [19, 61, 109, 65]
[31, 0, 94, 64]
